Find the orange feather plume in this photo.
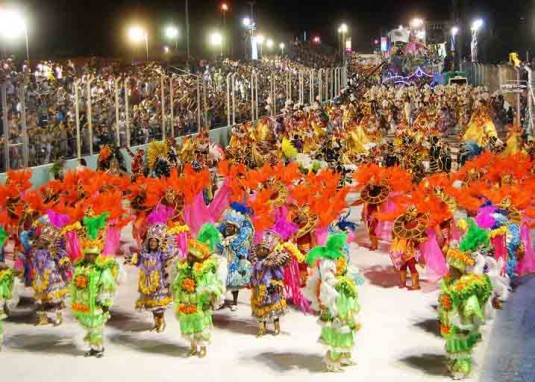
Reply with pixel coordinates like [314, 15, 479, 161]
[22, 190, 45, 216]
[248, 188, 275, 232]
[6, 169, 32, 192]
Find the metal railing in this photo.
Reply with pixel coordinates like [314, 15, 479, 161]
[0, 63, 348, 173]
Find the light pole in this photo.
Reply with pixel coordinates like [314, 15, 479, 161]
[279, 42, 285, 56]
[471, 18, 483, 63]
[0, 9, 30, 62]
[165, 25, 179, 52]
[220, 3, 229, 55]
[210, 31, 223, 56]
[221, 3, 229, 25]
[128, 25, 149, 61]
[266, 38, 274, 56]
[24, 25, 29, 63]
[450, 26, 459, 71]
[338, 23, 348, 65]
[257, 34, 265, 57]
[242, 17, 258, 60]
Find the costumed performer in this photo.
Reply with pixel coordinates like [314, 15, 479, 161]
[250, 230, 294, 336]
[353, 164, 413, 251]
[303, 234, 361, 372]
[389, 205, 428, 290]
[217, 203, 254, 311]
[71, 213, 120, 358]
[0, 262, 19, 350]
[29, 217, 72, 326]
[172, 224, 224, 358]
[438, 246, 492, 379]
[126, 219, 174, 333]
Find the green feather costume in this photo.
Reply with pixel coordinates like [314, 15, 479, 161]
[172, 224, 224, 348]
[71, 213, 119, 351]
[0, 268, 16, 348]
[438, 244, 492, 379]
[303, 234, 361, 371]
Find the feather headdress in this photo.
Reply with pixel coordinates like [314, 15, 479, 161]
[305, 233, 348, 265]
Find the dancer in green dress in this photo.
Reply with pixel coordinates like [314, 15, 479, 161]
[172, 224, 224, 358]
[438, 245, 492, 379]
[0, 263, 18, 350]
[70, 213, 119, 358]
[303, 233, 361, 372]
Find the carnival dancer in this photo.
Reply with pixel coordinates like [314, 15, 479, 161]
[0, 170, 44, 282]
[217, 203, 254, 311]
[389, 206, 428, 290]
[290, 205, 318, 280]
[438, 246, 492, 379]
[126, 221, 174, 333]
[126, 147, 146, 181]
[353, 164, 413, 251]
[303, 234, 361, 372]
[384, 141, 400, 167]
[462, 105, 498, 148]
[459, 217, 510, 311]
[328, 211, 358, 261]
[250, 231, 291, 336]
[172, 227, 224, 358]
[429, 136, 441, 173]
[0, 262, 19, 350]
[97, 145, 127, 173]
[439, 145, 453, 173]
[29, 219, 72, 326]
[71, 213, 119, 358]
[359, 178, 390, 250]
[416, 174, 458, 257]
[492, 198, 523, 278]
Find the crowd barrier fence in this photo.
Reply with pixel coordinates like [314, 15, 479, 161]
[0, 63, 348, 186]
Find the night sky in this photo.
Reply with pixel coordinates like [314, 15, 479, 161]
[7, 0, 535, 63]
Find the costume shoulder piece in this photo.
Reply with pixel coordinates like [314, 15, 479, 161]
[442, 274, 492, 308]
[393, 208, 427, 240]
[192, 257, 217, 277]
[360, 183, 391, 204]
[95, 256, 119, 274]
[335, 275, 358, 299]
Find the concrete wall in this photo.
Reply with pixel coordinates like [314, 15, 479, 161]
[0, 126, 230, 187]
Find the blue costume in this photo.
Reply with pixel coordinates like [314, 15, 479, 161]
[493, 212, 521, 278]
[217, 203, 254, 311]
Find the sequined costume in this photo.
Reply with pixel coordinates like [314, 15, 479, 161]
[492, 211, 521, 277]
[29, 220, 72, 326]
[217, 203, 254, 310]
[250, 231, 291, 336]
[128, 222, 174, 333]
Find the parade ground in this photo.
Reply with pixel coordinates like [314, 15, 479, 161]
[0, 203, 509, 382]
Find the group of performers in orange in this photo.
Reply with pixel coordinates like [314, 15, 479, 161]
[1, 93, 535, 378]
